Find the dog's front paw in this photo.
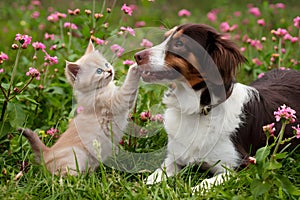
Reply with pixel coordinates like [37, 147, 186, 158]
[192, 173, 228, 194]
[191, 178, 214, 195]
[145, 168, 165, 185]
[191, 179, 212, 194]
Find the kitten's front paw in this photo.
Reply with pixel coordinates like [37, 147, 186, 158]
[129, 63, 141, 76]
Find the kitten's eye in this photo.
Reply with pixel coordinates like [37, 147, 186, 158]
[96, 68, 103, 74]
[105, 63, 110, 68]
[174, 40, 184, 47]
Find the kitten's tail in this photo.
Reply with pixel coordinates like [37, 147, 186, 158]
[18, 128, 49, 163]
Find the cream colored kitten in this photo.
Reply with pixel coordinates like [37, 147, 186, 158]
[19, 41, 141, 175]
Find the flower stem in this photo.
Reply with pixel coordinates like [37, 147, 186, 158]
[59, 20, 64, 44]
[8, 46, 22, 97]
[43, 64, 49, 87]
[277, 38, 282, 68]
[8, 76, 34, 101]
[92, 0, 96, 30]
[298, 29, 300, 45]
[100, 0, 106, 14]
[68, 25, 72, 53]
[1, 77, 35, 122]
[0, 100, 8, 122]
[272, 121, 286, 157]
[0, 84, 8, 100]
[1, 46, 22, 121]
[103, 0, 116, 23]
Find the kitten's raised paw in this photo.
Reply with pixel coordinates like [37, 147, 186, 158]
[129, 63, 140, 75]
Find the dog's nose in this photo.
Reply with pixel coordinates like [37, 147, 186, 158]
[134, 50, 149, 65]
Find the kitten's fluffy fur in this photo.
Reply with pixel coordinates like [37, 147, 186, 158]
[19, 41, 141, 175]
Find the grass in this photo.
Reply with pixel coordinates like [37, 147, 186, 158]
[1, 152, 299, 199]
[1, 0, 300, 199]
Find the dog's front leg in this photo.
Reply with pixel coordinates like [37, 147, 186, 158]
[145, 158, 182, 185]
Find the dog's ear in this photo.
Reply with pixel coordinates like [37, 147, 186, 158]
[65, 61, 80, 85]
[85, 39, 95, 55]
[208, 32, 246, 85]
[198, 30, 246, 107]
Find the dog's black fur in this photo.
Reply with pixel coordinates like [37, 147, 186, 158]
[233, 68, 300, 161]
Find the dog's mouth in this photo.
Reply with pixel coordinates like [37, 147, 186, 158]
[140, 68, 180, 82]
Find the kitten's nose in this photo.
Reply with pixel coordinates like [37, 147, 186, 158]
[134, 50, 149, 65]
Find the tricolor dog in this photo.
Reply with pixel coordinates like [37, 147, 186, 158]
[134, 23, 300, 190]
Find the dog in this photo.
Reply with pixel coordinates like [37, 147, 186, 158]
[134, 23, 300, 191]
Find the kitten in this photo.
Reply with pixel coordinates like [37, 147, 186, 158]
[19, 41, 141, 175]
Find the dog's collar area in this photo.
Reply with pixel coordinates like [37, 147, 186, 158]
[200, 83, 234, 115]
[164, 82, 234, 115]
[201, 105, 212, 115]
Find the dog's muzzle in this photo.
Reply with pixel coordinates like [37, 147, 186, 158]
[134, 50, 149, 65]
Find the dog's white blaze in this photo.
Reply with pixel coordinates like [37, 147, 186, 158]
[148, 35, 171, 70]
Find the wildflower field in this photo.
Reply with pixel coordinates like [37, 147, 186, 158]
[1, 0, 300, 199]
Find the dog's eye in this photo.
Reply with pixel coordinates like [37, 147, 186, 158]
[174, 40, 184, 47]
[96, 68, 103, 74]
[105, 63, 110, 68]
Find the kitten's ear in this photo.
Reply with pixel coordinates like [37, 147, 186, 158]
[65, 61, 80, 85]
[85, 39, 95, 55]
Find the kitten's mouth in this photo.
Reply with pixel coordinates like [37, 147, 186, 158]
[106, 73, 113, 79]
[105, 69, 113, 79]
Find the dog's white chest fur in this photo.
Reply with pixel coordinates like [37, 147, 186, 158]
[163, 83, 256, 171]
